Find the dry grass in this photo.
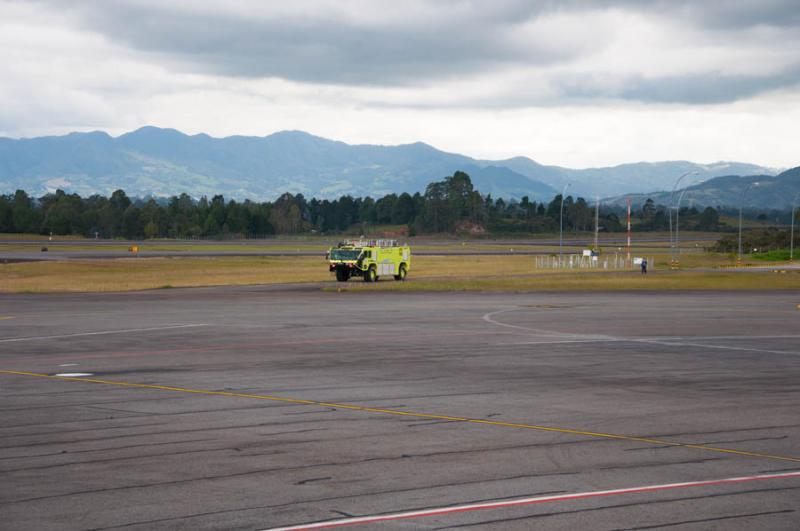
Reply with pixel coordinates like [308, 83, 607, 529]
[0, 257, 329, 293]
[0, 233, 85, 241]
[413, 255, 550, 276]
[646, 251, 792, 270]
[2, 253, 798, 294]
[0, 255, 545, 292]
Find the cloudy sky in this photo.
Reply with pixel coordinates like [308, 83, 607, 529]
[1, 0, 799, 168]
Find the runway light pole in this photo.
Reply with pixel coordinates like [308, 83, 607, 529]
[738, 181, 759, 265]
[626, 198, 632, 265]
[594, 196, 600, 253]
[669, 171, 697, 268]
[791, 192, 800, 262]
[674, 188, 689, 267]
[559, 183, 571, 264]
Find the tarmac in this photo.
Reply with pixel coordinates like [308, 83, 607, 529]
[1, 286, 799, 530]
[0, 236, 713, 263]
[0, 249, 561, 262]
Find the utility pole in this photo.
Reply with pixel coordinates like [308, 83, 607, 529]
[673, 188, 689, 270]
[669, 171, 696, 269]
[791, 192, 799, 262]
[594, 196, 600, 253]
[559, 183, 571, 264]
[626, 198, 632, 266]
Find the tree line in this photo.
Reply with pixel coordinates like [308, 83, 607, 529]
[713, 227, 791, 254]
[0, 171, 732, 238]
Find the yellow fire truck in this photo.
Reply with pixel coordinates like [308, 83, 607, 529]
[327, 239, 411, 282]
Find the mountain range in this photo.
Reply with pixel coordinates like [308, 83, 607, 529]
[0, 126, 783, 204]
[606, 166, 800, 210]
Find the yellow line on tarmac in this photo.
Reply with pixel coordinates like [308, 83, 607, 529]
[0, 316, 15, 320]
[2, 369, 799, 464]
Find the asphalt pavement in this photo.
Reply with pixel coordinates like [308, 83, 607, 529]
[1, 235, 715, 262]
[0, 249, 562, 262]
[1, 287, 799, 530]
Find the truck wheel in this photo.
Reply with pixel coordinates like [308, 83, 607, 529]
[335, 269, 349, 282]
[394, 264, 407, 281]
[364, 266, 377, 282]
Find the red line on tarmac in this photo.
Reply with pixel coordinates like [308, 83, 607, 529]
[0, 329, 517, 365]
[264, 471, 800, 530]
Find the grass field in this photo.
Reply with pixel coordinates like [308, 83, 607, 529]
[0, 257, 328, 293]
[751, 249, 796, 261]
[1, 254, 798, 293]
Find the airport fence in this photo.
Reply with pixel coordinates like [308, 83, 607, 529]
[534, 254, 654, 270]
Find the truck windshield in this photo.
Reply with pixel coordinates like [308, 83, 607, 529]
[330, 249, 361, 260]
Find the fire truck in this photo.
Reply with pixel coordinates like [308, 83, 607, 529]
[327, 239, 411, 282]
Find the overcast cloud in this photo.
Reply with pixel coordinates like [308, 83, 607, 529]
[1, 0, 798, 167]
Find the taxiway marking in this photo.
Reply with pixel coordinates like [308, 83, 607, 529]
[0, 324, 208, 343]
[263, 471, 800, 530]
[485, 308, 800, 356]
[1, 370, 798, 464]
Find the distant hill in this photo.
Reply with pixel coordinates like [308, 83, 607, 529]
[502, 159, 776, 199]
[0, 127, 556, 200]
[605, 166, 800, 209]
[0, 126, 780, 201]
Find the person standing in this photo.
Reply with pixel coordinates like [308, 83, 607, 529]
[641, 258, 648, 275]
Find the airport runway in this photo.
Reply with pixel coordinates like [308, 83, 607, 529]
[1, 287, 799, 530]
[0, 249, 561, 262]
[1, 235, 712, 263]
